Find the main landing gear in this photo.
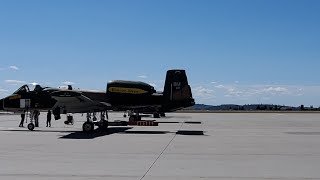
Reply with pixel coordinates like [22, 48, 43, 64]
[153, 112, 160, 118]
[127, 111, 165, 121]
[153, 112, 165, 118]
[129, 115, 141, 121]
[82, 111, 109, 133]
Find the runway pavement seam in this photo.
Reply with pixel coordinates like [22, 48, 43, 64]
[0, 173, 141, 178]
[140, 122, 184, 180]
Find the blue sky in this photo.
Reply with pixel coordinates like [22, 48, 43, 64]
[1, 0, 320, 106]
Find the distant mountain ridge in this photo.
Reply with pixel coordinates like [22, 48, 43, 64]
[186, 104, 318, 111]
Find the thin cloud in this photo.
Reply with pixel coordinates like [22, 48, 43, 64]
[246, 86, 290, 96]
[0, 88, 9, 97]
[138, 75, 148, 79]
[221, 85, 304, 100]
[63, 81, 75, 85]
[227, 87, 244, 97]
[263, 87, 287, 93]
[192, 83, 320, 106]
[193, 86, 215, 99]
[215, 85, 225, 89]
[5, 80, 27, 84]
[9, 66, 19, 70]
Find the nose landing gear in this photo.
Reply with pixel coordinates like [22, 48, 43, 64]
[27, 123, 35, 131]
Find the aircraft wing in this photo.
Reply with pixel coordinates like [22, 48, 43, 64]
[50, 90, 111, 113]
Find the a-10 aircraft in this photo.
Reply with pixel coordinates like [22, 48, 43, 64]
[0, 69, 195, 132]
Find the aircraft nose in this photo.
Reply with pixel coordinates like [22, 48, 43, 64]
[0, 98, 4, 111]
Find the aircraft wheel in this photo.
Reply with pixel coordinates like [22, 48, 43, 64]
[153, 113, 160, 118]
[160, 112, 166, 117]
[27, 123, 35, 131]
[129, 116, 135, 122]
[129, 115, 141, 121]
[82, 122, 94, 132]
[98, 120, 108, 129]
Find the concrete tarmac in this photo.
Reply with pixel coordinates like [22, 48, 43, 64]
[0, 112, 320, 180]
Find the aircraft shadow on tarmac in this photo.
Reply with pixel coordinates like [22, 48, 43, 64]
[59, 127, 133, 139]
[59, 128, 205, 139]
[120, 130, 204, 135]
[0, 127, 205, 139]
[176, 130, 204, 135]
[60, 128, 174, 139]
[59, 129, 205, 139]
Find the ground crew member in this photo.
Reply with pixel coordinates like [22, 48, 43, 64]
[19, 110, 25, 127]
[34, 110, 40, 127]
[46, 110, 51, 127]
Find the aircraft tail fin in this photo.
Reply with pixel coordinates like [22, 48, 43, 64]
[163, 70, 195, 111]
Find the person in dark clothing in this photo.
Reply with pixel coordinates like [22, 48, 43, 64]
[34, 110, 40, 127]
[19, 110, 25, 127]
[46, 110, 52, 127]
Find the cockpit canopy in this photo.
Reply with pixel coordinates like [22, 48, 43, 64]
[13, 84, 47, 95]
[13, 85, 30, 95]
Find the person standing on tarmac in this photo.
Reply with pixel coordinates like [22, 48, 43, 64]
[34, 110, 40, 127]
[46, 110, 51, 127]
[19, 110, 25, 127]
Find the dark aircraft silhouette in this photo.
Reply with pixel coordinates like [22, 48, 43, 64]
[0, 69, 195, 132]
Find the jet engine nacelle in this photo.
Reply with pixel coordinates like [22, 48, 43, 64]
[106, 80, 156, 95]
